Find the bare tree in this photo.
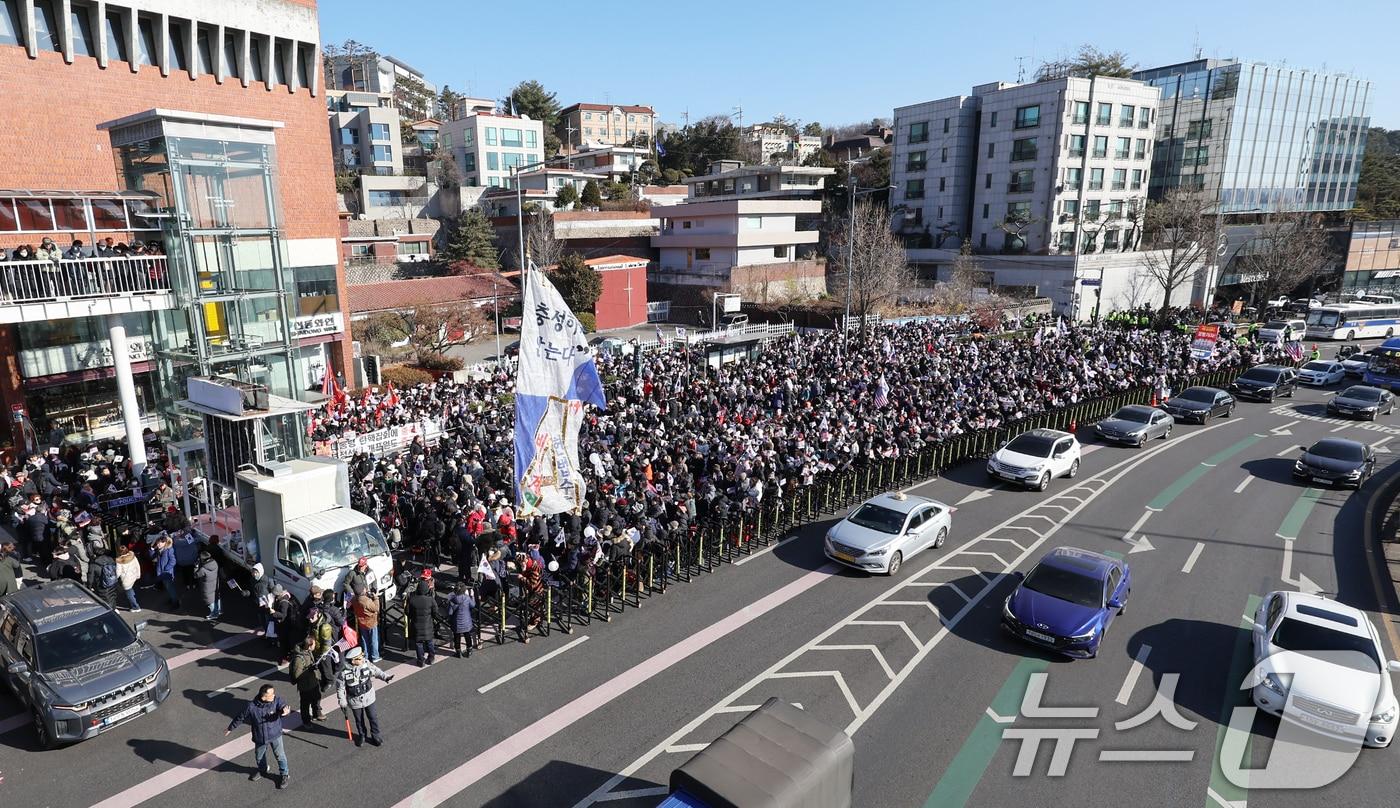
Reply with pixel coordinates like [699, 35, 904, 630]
[933, 242, 983, 311]
[410, 303, 492, 361]
[994, 213, 1040, 254]
[1138, 190, 1215, 320]
[1237, 212, 1332, 307]
[829, 201, 914, 340]
[526, 212, 563, 271]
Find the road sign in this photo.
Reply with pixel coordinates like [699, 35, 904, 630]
[1080, 278, 1102, 287]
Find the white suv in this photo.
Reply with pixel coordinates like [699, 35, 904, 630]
[986, 429, 1082, 492]
[1251, 591, 1400, 748]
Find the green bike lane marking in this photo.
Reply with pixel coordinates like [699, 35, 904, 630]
[1147, 434, 1264, 511]
[922, 657, 1049, 808]
[1276, 486, 1325, 540]
[1205, 594, 1262, 808]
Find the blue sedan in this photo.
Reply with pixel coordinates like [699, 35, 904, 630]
[1001, 547, 1131, 659]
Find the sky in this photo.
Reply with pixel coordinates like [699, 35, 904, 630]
[320, 0, 1397, 130]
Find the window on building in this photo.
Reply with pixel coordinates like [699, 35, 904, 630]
[682, 220, 692, 229]
[907, 150, 927, 171]
[1062, 199, 1079, 219]
[1119, 104, 1135, 127]
[1186, 119, 1213, 140]
[296, 42, 312, 89]
[222, 30, 240, 79]
[906, 179, 925, 199]
[986, 142, 995, 159]
[370, 123, 390, 141]
[1009, 169, 1034, 193]
[502, 128, 522, 147]
[350, 244, 371, 256]
[937, 206, 943, 219]
[371, 145, 392, 162]
[340, 148, 360, 166]
[1083, 230, 1098, 253]
[1092, 135, 1108, 158]
[941, 147, 948, 163]
[463, 128, 473, 147]
[462, 153, 475, 172]
[33, 0, 60, 51]
[1104, 229, 1120, 250]
[740, 216, 762, 230]
[985, 173, 992, 189]
[1010, 138, 1037, 161]
[1112, 136, 1129, 159]
[1112, 168, 1127, 190]
[1065, 168, 1082, 190]
[584, 112, 592, 121]
[1089, 167, 1104, 190]
[1185, 145, 1209, 166]
[989, 111, 998, 128]
[367, 190, 408, 207]
[486, 152, 499, 171]
[525, 130, 537, 148]
[1138, 107, 1151, 129]
[248, 35, 265, 82]
[69, 4, 96, 57]
[1134, 138, 1147, 159]
[1096, 102, 1112, 126]
[773, 245, 788, 259]
[0, 0, 21, 46]
[695, 248, 710, 260]
[982, 203, 989, 219]
[1058, 231, 1075, 252]
[1073, 101, 1090, 125]
[1014, 105, 1041, 129]
[1084, 199, 1101, 219]
[195, 26, 215, 74]
[167, 19, 189, 71]
[939, 177, 946, 192]
[1107, 199, 1124, 219]
[1130, 169, 1143, 190]
[485, 127, 497, 146]
[100, 9, 127, 61]
[340, 127, 358, 146]
[1069, 134, 1085, 158]
[909, 121, 929, 143]
[273, 40, 290, 85]
[1006, 201, 1031, 222]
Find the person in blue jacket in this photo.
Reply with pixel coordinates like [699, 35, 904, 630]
[152, 534, 179, 610]
[447, 581, 475, 658]
[226, 683, 292, 790]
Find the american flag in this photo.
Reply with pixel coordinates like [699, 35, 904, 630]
[1285, 341, 1304, 362]
[873, 375, 889, 408]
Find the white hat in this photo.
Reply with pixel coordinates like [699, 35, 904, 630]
[345, 646, 364, 660]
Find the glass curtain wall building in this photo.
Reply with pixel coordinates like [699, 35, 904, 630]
[1134, 59, 1372, 214]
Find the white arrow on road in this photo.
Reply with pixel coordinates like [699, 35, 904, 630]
[985, 707, 1016, 724]
[1270, 420, 1299, 436]
[1373, 437, 1394, 454]
[1121, 511, 1154, 553]
[958, 487, 999, 505]
[1124, 535, 1155, 554]
[1207, 786, 1247, 808]
[1280, 537, 1322, 595]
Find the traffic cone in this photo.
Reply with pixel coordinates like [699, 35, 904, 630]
[1150, 393, 1158, 407]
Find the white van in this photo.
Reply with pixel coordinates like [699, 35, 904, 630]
[1257, 318, 1306, 343]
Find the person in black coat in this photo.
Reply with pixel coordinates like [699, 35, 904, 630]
[446, 582, 475, 658]
[193, 549, 221, 621]
[85, 542, 118, 608]
[405, 580, 437, 666]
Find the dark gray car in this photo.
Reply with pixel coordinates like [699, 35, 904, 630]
[1095, 405, 1173, 446]
[1162, 386, 1235, 424]
[1292, 438, 1376, 489]
[1328, 385, 1395, 420]
[0, 580, 170, 749]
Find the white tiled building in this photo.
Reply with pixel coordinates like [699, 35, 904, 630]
[441, 112, 546, 188]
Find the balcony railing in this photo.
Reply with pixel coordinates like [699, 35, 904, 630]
[1088, 181, 1104, 190]
[1008, 182, 1035, 193]
[0, 256, 170, 305]
[1069, 148, 1085, 158]
[1139, 119, 1151, 129]
[1114, 150, 1130, 160]
[1111, 181, 1127, 190]
[1091, 148, 1107, 158]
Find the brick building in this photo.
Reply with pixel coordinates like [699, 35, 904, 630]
[0, 0, 346, 466]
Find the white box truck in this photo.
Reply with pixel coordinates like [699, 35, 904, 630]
[208, 457, 397, 603]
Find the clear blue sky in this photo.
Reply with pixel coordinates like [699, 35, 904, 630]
[320, 0, 1397, 130]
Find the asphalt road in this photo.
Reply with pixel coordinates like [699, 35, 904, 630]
[4, 346, 1400, 808]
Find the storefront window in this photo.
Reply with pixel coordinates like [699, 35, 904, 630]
[28, 373, 159, 444]
[294, 266, 338, 315]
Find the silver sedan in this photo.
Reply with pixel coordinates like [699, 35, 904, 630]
[1095, 405, 1173, 447]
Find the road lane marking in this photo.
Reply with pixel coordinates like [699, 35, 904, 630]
[1204, 595, 1262, 808]
[210, 662, 288, 696]
[594, 787, 670, 803]
[1233, 476, 1253, 493]
[1182, 542, 1206, 574]
[733, 532, 801, 566]
[1115, 644, 1153, 706]
[387, 564, 839, 808]
[1147, 433, 1261, 511]
[1103, 750, 1194, 761]
[1274, 444, 1300, 457]
[1121, 510, 1153, 541]
[477, 635, 590, 694]
[1373, 436, 1394, 453]
[1332, 423, 1352, 432]
[1276, 487, 1325, 541]
[1270, 420, 1298, 435]
[812, 644, 897, 680]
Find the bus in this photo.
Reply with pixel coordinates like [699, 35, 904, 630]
[1305, 303, 1400, 340]
[1362, 337, 1400, 390]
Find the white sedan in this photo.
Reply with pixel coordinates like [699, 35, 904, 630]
[824, 492, 951, 575]
[1297, 360, 1346, 386]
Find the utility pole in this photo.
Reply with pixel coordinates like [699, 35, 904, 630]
[842, 159, 858, 358]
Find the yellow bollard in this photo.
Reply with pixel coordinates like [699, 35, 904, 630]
[648, 555, 655, 591]
[498, 591, 506, 639]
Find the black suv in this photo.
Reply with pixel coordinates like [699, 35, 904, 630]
[1230, 365, 1298, 402]
[0, 580, 170, 749]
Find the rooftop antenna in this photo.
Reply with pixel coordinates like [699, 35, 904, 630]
[1015, 56, 1026, 83]
[733, 105, 744, 131]
[682, 108, 690, 131]
[1193, 28, 1202, 60]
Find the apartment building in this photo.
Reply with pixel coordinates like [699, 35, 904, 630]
[890, 96, 980, 249]
[328, 89, 403, 174]
[558, 103, 655, 150]
[324, 51, 435, 120]
[747, 124, 822, 163]
[0, 0, 348, 462]
[441, 112, 545, 188]
[564, 145, 651, 182]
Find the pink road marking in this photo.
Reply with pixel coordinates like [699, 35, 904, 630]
[91, 659, 425, 808]
[391, 564, 839, 808]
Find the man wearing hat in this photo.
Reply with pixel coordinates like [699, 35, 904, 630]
[335, 646, 392, 747]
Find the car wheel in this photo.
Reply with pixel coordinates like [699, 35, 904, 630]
[1371, 410, 1378, 422]
[32, 707, 55, 750]
[1162, 426, 1172, 440]
[886, 551, 903, 576]
[1225, 405, 1234, 418]
[934, 527, 947, 549]
[1035, 472, 1050, 492]
[1067, 459, 1080, 478]
[1286, 387, 1295, 398]
[1135, 435, 1144, 448]
[1388, 328, 1394, 338]
[1348, 330, 1357, 341]
[1119, 589, 1130, 616]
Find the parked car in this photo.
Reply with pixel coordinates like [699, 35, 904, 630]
[1328, 385, 1395, 420]
[1297, 360, 1346, 386]
[985, 429, 1082, 491]
[1340, 348, 1378, 376]
[1230, 365, 1298, 402]
[1001, 547, 1131, 659]
[823, 492, 951, 576]
[1292, 438, 1376, 489]
[0, 580, 171, 749]
[1161, 386, 1235, 423]
[1094, 405, 1173, 447]
[1257, 319, 1307, 343]
[1250, 591, 1400, 748]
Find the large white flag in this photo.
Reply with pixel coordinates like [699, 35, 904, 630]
[513, 270, 607, 516]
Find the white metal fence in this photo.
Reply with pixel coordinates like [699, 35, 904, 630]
[0, 256, 170, 303]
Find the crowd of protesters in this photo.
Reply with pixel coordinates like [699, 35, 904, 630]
[0, 236, 168, 301]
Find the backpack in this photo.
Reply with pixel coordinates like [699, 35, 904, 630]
[99, 559, 118, 590]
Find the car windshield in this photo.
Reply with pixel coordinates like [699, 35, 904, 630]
[309, 523, 390, 572]
[1022, 564, 1103, 608]
[847, 504, 906, 535]
[1242, 368, 1279, 382]
[1340, 386, 1382, 402]
[1005, 434, 1056, 457]
[35, 611, 137, 672]
[1264, 320, 1289, 330]
[1302, 361, 1333, 372]
[1112, 407, 1153, 424]
[1271, 617, 1380, 671]
[1176, 388, 1215, 403]
[1307, 441, 1364, 462]
[1306, 310, 1340, 328]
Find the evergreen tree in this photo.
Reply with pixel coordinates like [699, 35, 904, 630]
[554, 184, 579, 210]
[549, 253, 603, 314]
[439, 208, 500, 269]
[580, 180, 603, 209]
